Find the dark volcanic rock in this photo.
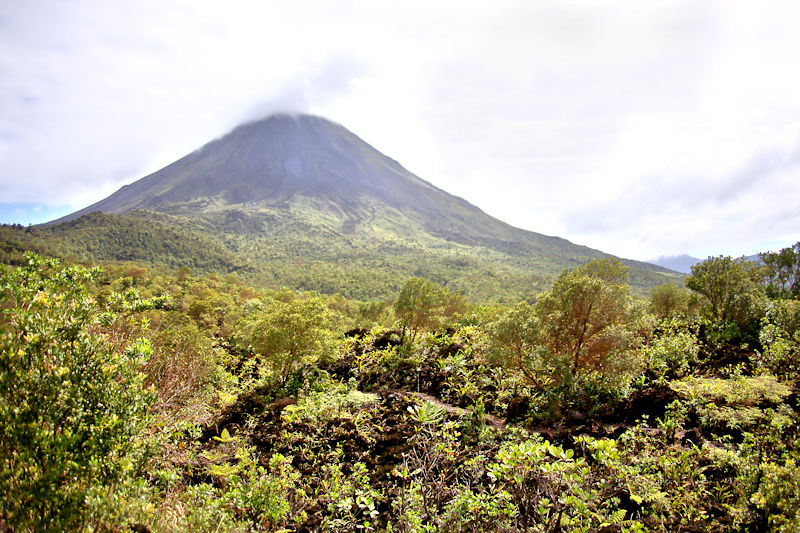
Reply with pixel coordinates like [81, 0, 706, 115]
[506, 396, 530, 422]
[614, 383, 681, 424]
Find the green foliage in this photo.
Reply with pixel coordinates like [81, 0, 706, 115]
[223, 451, 303, 529]
[649, 282, 692, 317]
[407, 401, 446, 430]
[748, 459, 800, 531]
[175, 449, 304, 532]
[686, 255, 766, 333]
[1, 190, 681, 304]
[610, 427, 713, 523]
[757, 299, 800, 379]
[674, 375, 793, 432]
[242, 293, 338, 380]
[0, 254, 155, 530]
[0, 211, 248, 273]
[121, 310, 216, 408]
[355, 299, 392, 326]
[320, 462, 381, 531]
[534, 258, 636, 384]
[394, 277, 465, 341]
[641, 317, 700, 377]
[761, 242, 800, 299]
[736, 412, 800, 531]
[488, 435, 626, 531]
[676, 375, 792, 407]
[483, 259, 643, 418]
[281, 378, 379, 427]
[3, 246, 799, 532]
[487, 302, 552, 388]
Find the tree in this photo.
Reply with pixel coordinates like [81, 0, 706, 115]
[0, 254, 155, 530]
[488, 302, 549, 388]
[761, 242, 800, 299]
[394, 277, 464, 342]
[488, 259, 637, 391]
[246, 294, 336, 379]
[685, 255, 765, 329]
[649, 282, 691, 318]
[534, 258, 634, 383]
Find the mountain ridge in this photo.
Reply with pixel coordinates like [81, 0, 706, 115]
[42, 113, 680, 300]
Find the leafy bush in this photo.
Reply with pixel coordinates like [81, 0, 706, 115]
[757, 299, 800, 379]
[673, 375, 793, 432]
[649, 282, 692, 318]
[641, 318, 700, 377]
[281, 378, 378, 427]
[240, 293, 338, 381]
[395, 277, 466, 342]
[0, 254, 155, 530]
[736, 412, 800, 531]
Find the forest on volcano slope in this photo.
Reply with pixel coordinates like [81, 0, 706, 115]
[2, 243, 800, 531]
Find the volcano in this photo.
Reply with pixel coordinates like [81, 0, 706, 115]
[45, 113, 679, 300]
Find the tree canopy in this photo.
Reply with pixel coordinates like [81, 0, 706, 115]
[761, 242, 800, 299]
[685, 255, 765, 330]
[490, 258, 637, 393]
[243, 294, 336, 379]
[394, 277, 465, 341]
[534, 258, 634, 381]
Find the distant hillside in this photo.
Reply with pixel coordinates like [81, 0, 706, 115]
[648, 254, 702, 274]
[2, 211, 248, 273]
[39, 114, 680, 301]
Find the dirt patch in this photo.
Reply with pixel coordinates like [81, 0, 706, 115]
[372, 330, 403, 350]
[506, 396, 530, 423]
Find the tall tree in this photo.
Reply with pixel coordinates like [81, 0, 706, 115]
[489, 259, 637, 389]
[685, 255, 765, 329]
[761, 242, 800, 299]
[394, 277, 464, 341]
[534, 258, 633, 380]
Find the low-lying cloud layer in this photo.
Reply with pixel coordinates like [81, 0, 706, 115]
[1, 0, 798, 260]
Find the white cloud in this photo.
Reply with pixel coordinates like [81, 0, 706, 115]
[1, 0, 799, 258]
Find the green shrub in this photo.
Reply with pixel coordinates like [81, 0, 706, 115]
[641, 318, 700, 377]
[240, 293, 337, 381]
[0, 254, 155, 530]
[736, 413, 800, 531]
[649, 282, 691, 318]
[757, 300, 800, 379]
[673, 375, 792, 432]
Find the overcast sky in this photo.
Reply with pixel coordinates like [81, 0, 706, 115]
[1, 0, 799, 261]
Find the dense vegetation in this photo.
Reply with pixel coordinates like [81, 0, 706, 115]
[2, 243, 799, 531]
[0, 212, 249, 273]
[0, 208, 680, 304]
